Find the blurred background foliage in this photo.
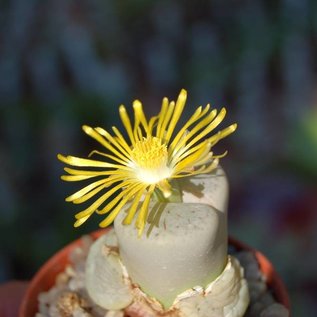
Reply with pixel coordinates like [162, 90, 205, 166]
[0, 0, 317, 316]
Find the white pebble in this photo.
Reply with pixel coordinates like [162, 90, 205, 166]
[248, 280, 267, 301]
[260, 303, 289, 317]
[105, 310, 124, 317]
[259, 292, 275, 306]
[73, 307, 92, 317]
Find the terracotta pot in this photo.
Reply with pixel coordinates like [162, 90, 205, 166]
[19, 229, 291, 317]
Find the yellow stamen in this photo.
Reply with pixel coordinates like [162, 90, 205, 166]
[131, 137, 168, 170]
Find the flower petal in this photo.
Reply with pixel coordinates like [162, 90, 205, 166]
[136, 184, 155, 236]
[98, 184, 146, 228]
[58, 154, 126, 169]
[83, 126, 130, 163]
[119, 105, 135, 145]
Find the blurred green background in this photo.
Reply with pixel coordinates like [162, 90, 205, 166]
[1, 1, 317, 316]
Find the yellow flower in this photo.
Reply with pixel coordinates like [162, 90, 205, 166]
[58, 89, 237, 236]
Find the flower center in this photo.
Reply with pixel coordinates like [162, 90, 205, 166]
[131, 137, 171, 183]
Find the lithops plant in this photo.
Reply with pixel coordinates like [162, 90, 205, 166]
[59, 90, 249, 316]
[85, 169, 249, 316]
[85, 230, 133, 310]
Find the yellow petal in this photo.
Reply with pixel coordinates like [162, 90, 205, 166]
[111, 126, 133, 156]
[61, 174, 97, 181]
[98, 184, 145, 228]
[83, 126, 130, 163]
[95, 126, 132, 160]
[66, 178, 109, 202]
[74, 180, 129, 220]
[156, 97, 169, 139]
[169, 104, 207, 153]
[174, 141, 211, 173]
[58, 154, 126, 169]
[122, 189, 145, 225]
[64, 167, 119, 176]
[170, 108, 217, 156]
[208, 123, 237, 146]
[136, 185, 155, 236]
[96, 181, 143, 215]
[164, 89, 187, 143]
[74, 214, 91, 227]
[133, 100, 149, 134]
[88, 150, 129, 165]
[157, 101, 175, 141]
[119, 105, 135, 145]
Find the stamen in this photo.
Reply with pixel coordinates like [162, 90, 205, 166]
[131, 136, 171, 185]
[131, 137, 168, 170]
